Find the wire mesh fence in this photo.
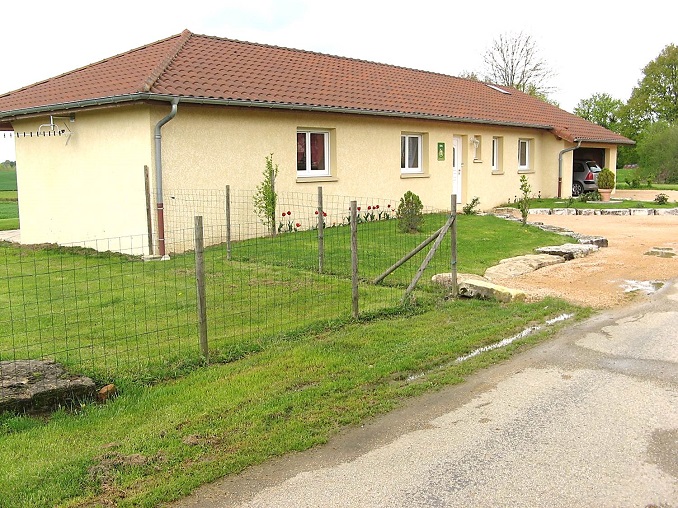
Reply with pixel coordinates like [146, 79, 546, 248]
[1, 190, 456, 400]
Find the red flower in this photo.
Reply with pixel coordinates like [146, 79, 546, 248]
[295, 223, 301, 228]
[387, 204, 391, 208]
[323, 212, 327, 217]
[357, 207, 361, 211]
[282, 213, 286, 218]
[287, 211, 291, 216]
[315, 210, 319, 215]
[375, 205, 380, 209]
[368, 206, 371, 210]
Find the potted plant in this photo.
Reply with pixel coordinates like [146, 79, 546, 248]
[597, 168, 615, 202]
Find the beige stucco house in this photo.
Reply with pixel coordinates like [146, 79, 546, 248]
[0, 30, 633, 255]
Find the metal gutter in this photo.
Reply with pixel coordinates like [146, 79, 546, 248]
[0, 93, 555, 132]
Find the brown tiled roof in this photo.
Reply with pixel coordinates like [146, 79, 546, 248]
[0, 30, 633, 145]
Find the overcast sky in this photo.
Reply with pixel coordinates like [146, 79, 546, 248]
[1, 0, 674, 161]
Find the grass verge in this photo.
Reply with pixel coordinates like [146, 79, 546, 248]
[503, 197, 678, 210]
[0, 296, 588, 507]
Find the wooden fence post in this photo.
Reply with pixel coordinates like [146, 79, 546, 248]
[144, 165, 153, 256]
[450, 194, 458, 298]
[318, 186, 324, 274]
[350, 201, 359, 319]
[225, 185, 232, 261]
[194, 216, 209, 363]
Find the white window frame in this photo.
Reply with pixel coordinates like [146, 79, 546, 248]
[297, 130, 330, 177]
[492, 137, 501, 172]
[518, 138, 530, 170]
[401, 134, 423, 174]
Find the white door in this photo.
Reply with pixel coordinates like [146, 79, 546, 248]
[452, 136, 462, 204]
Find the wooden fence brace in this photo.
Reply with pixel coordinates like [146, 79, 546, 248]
[143, 165, 153, 256]
[450, 194, 459, 298]
[318, 186, 324, 274]
[350, 201, 359, 319]
[225, 185, 232, 261]
[373, 225, 444, 284]
[194, 216, 209, 363]
[403, 213, 456, 301]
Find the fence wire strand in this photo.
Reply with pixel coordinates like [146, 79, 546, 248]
[1, 189, 454, 399]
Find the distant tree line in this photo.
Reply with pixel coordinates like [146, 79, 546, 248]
[0, 160, 16, 171]
[465, 32, 677, 182]
[573, 44, 678, 182]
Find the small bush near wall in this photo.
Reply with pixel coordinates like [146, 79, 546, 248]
[396, 191, 424, 233]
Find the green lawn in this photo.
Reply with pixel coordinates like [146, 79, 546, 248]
[0, 214, 572, 383]
[0, 213, 586, 506]
[0, 297, 584, 508]
[615, 167, 678, 191]
[0, 169, 17, 191]
[0, 170, 19, 231]
[505, 197, 678, 210]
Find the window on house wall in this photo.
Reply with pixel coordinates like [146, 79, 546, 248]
[518, 138, 531, 170]
[401, 134, 422, 173]
[297, 131, 330, 176]
[492, 136, 503, 172]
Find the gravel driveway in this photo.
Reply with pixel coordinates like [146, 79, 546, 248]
[491, 210, 678, 308]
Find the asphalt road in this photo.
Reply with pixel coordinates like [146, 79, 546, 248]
[173, 281, 678, 507]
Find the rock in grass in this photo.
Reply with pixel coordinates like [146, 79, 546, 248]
[0, 360, 96, 413]
[432, 273, 526, 303]
[484, 254, 565, 279]
[458, 278, 526, 303]
[535, 243, 598, 260]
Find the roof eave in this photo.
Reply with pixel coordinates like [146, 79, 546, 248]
[573, 136, 636, 146]
[0, 93, 567, 134]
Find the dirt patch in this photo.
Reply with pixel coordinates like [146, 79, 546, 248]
[490, 213, 678, 309]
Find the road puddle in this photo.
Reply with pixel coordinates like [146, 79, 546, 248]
[621, 280, 664, 294]
[454, 313, 574, 363]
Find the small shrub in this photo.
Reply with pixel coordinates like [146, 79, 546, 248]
[517, 175, 531, 225]
[462, 197, 480, 215]
[654, 193, 669, 205]
[597, 168, 616, 189]
[253, 154, 278, 236]
[578, 190, 601, 202]
[396, 191, 424, 233]
[625, 177, 641, 189]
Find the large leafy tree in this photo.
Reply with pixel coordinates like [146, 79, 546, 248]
[573, 93, 624, 132]
[637, 121, 678, 183]
[481, 31, 555, 100]
[617, 44, 678, 173]
[622, 44, 678, 131]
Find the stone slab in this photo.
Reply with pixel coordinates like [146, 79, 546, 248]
[576, 235, 609, 248]
[629, 208, 655, 216]
[599, 209, 630, 216]
[0, 360, 96, 412]
[535, 243, 599, 260]
[484, 254, 566, 279]
[645, 247, 676, 258]
[432, 273, 525, 303]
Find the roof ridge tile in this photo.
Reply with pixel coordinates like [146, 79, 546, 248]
[141, 29, 193, 93]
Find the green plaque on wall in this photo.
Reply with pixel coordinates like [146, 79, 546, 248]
[437, 142, 445, 161]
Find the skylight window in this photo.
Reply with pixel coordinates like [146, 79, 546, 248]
[486, 84, 511, 94]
